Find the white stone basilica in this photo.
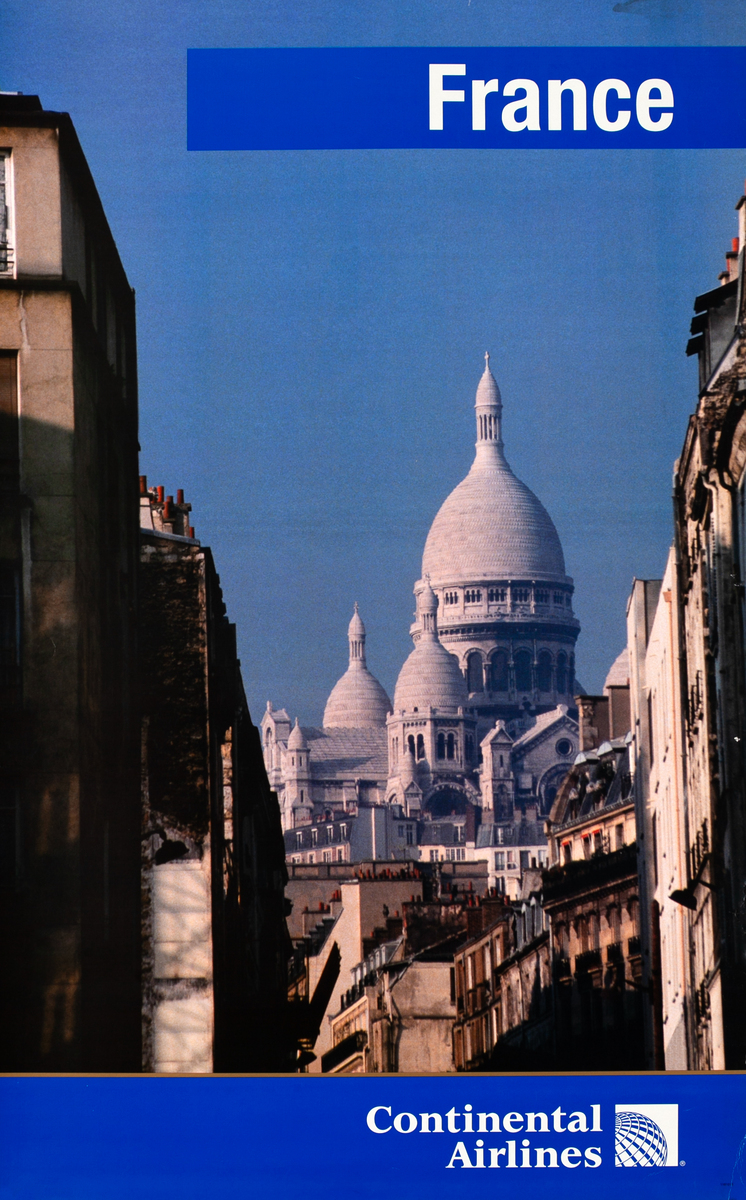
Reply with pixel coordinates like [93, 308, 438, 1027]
[262, 356, 581, 884]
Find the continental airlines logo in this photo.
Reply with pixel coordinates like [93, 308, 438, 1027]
[366, 1102, 680, 1169]
[615, 1105, 679, 1167]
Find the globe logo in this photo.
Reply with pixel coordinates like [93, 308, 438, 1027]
[615, 1111, 668, 1167]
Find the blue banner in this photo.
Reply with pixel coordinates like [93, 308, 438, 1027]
[187, 47, 746, 150]
[2, 1074, 746, 1197]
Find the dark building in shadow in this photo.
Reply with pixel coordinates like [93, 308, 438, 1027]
[0, 94, 291, 1071]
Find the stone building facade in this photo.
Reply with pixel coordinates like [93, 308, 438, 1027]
[139, 483, 292, 1072]
[452, 881, 551, 1070]
[0, 94, 141, 1070]
[542, 731, 645, 1071]
[624, 184, 746, 1071]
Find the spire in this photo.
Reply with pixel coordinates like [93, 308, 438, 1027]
[347, 602, 367, 668]
[474, 351, 506, 465]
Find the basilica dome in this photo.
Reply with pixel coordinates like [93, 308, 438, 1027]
[421, 357, 568, 587]
[393, 580, 469, 713]
[323, 604, 392, 729]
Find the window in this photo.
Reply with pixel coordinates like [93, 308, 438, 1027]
[398, 825, 404, 837]
[337, 848, 344, 862]
[488, 587, 506, 602]
[406, 826, 413, 845]
[495, 851, 505, 870]
[562, 841, 572, 864]
[295, 832, 303, 848]
[446, 732, 455, 760]
[537, 650, 552, 692]
[407, 734, 415, 756]
[322, 850, 332, 863]
[437, 732, 445, 759]
[0, 154, 14, 276]
[466, 651, 483, 693]
[582, 834, 591, 859]
[308, 854, 314, 864]
[444, 591, 459, 605]
[514, 587, 530, 604]
[514, 650, 532, 692]
[340, 823, 347, 840]
[553, 591, 564, 606]
[465, 733, 474, 762]
[556, 652, 567, 694]
[520, 850, 529, 870]
[556, 738, 572, 757]
[615, 823, 624, 850]
[535, 589, 549, 605]
[490, 650, 509, 691]
[429, 849, 439, 862]
[464, 589, 482, 604]
[416, 733, 425, 760]
[495, 875, 505, 894]
[507, 851, 516, 869]
[593, 830, 604, 854]
[311, 829, 318, 846]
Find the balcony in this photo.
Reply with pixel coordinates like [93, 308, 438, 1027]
[542, 843, 637, 904]
[321, 1030, 367, 1073]
[574, 949, 602, 973]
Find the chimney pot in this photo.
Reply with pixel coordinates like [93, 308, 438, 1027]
[733, 238, 740, 253]
[157, 486, 165, 503]
[189, 526, 195, 539]
[139, 475, 147, 495]
[177, 489, 184, 504]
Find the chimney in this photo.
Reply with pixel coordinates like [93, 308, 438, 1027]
[139, 475, 147, 495]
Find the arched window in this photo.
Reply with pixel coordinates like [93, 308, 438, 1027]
[407, 734, 416, 757]
[556, 652, 567, 694]
[465, 734, 474, 763]
[416, 733, 425, 760]
[490, 649, 509, 691]
[437, 732, 445, 759]
[515, 649, 532, 692]
[446, 732, 455, 760]
[466, 651, 483, 693]
[537, 650, 552, 692]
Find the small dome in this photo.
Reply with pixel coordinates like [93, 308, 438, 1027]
[604, 648, 629, 690]
[394, 640, 469, 713]
[287, 718, 307, 750]
[323, 604, 392, 728]
[323, 668, 392, 728]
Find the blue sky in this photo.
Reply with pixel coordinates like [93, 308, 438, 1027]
[4, 0, 745, 723]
